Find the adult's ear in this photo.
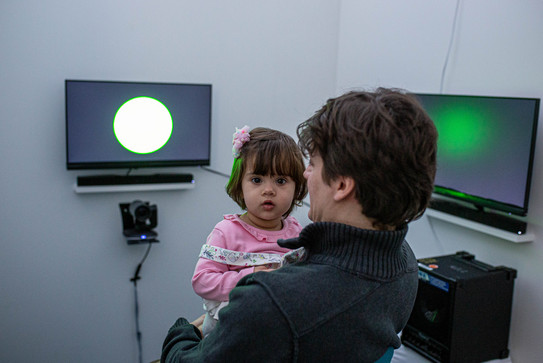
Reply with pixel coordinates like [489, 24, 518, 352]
[333, 175, 356, 202]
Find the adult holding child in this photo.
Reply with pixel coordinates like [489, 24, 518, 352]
[162, 88, 438, 362]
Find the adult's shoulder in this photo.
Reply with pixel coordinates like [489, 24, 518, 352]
[164, 275, 294, 361]
[210, 274, 294, 360]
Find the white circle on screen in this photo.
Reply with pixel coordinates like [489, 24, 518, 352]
[113, 96, 173, 154]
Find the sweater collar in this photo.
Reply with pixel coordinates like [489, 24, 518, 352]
[278, 222, 410, 280]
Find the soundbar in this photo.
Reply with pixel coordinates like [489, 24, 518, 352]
[77, 173, 194, 186]
[429, 199, 527, 234]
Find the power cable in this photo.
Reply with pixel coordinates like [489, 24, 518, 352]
[440, 0, 461, 93]
[130, 242, 153, 363]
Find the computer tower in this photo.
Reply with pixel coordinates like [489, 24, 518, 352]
[401, 251, 516, 363]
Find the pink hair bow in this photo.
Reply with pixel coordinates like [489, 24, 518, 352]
[232, 125, 250, 158]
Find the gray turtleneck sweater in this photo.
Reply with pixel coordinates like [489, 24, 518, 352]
[162, 222, 419, 363]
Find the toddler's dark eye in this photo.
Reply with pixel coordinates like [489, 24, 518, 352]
[251, 177, 262, 184]
[276, 178, 287, 185]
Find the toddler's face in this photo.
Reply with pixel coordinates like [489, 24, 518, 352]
[240, 164, 295, 231]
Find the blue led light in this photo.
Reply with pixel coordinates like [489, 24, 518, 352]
[140, 235, 147, 239]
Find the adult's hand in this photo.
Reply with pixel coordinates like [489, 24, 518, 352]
[254, 263, 279, 273]
[191, 314, 206, 336]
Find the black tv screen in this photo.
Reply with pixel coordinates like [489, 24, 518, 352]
[66, 80, 211, 169]
[415, 93, 540, 216]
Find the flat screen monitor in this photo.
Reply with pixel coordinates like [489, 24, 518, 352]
[66, 80, 212, 170]
[415, 93, 539, 216]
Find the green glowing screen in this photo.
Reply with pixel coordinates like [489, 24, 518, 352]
[416, 93, 539, 214]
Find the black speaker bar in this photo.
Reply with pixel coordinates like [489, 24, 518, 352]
[429, 199, 527, 234]
[77, 173, 194, 186]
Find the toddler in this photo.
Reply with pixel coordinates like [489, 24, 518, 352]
[192, 126, 307, 336]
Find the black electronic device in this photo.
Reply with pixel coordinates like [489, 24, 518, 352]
[66, 79, 212, 170]
[428, 199, 527, 235]
[401, 251, 516, 363]
[77, 173, 193, 187]
[120, 201, 159, 244]
[414, 94, 539, 225]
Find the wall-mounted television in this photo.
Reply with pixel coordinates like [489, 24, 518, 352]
[66, 80, 212, 170]
[415, 93, 540, 218]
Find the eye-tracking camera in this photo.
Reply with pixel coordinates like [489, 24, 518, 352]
[120, 200, 159, 244]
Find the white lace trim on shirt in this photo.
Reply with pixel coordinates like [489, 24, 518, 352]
[199, 244, 283, 266]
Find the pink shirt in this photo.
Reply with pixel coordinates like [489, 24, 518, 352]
[192, 214, 302, 302]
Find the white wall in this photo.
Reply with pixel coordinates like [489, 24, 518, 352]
[0, 1, 337, 361]
[336, 1, 543, 362]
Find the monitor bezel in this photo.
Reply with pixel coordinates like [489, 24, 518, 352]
[65, 79, 212, 170]
[415, 93, 540, 216]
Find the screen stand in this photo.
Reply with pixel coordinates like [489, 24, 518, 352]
[428, 199, 527, 235]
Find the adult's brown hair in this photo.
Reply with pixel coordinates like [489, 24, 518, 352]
[297, 88, 437, 229]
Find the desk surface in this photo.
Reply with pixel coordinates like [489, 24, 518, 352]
[392, 345, 513, 363]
